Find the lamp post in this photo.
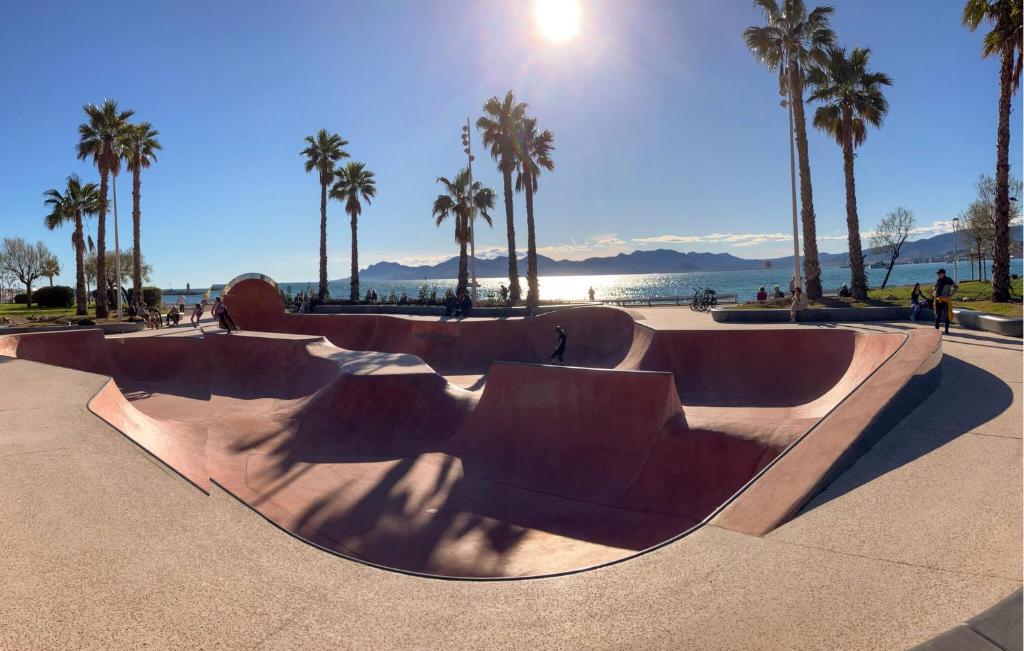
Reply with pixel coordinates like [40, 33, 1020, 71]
[461, 119, 478, 302]
[112, 162, 123, 318]
[952, 216, 960, 284]
[780, 93, 801, 290]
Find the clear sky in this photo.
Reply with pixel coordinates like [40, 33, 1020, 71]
[1, 0, 1020, 287]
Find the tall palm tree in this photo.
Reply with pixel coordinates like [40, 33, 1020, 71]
[43, 175, 101, 314]
[744, 0, 836, 300]
[807, 46, 892, 300]
[301, 129, 349, 300]
[330, 162, 376, 302]
[514, 116, 555, 310]
[964, 0, 1023, 302]
[77, 99, 134, 318]
[477, 91, 527, 304]
[432, 168, 496, 296]
[120, 122, 161, 300]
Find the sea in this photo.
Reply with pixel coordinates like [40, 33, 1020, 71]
[272, 259, 1024, 305]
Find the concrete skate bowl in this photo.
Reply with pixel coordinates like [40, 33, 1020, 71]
[0, 297, 940, 579]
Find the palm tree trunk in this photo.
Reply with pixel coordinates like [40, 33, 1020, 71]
[841, 115, 868, 299]
[991, 46, 1014, 302]
[132, 160, 143, 299]
[74, 212, 86, 315]
[524, 179, 539, 309]
[501, 170, 521, 304]
[95, 169, 109, 318]
[319, 181, 329, 301]
[789, 63, 823, 300]
[350, 214, 359, 302]
[457, 216, 469, 296]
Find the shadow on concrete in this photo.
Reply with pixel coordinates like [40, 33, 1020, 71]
[800, 354, 1015, 514]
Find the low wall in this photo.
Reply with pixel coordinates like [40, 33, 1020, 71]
[310, 303, 586, 317]
[711, 305, 1023, 338]
[0, 321, 144, 335]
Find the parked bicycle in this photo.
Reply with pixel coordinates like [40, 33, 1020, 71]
[690, 287, 718, 312]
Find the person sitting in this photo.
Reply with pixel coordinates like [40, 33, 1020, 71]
[444, 293, 457, 317]
[166, 305, 180, 326]
[838, 283, 852, 298]
[790, 287, 808, 323]
[459, 291, 472, 317]
[909, 282, 924, 321]
[756, 286, 768, 302]
[772, 285, 785, 299]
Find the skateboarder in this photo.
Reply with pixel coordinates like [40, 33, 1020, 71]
[550, 325, 566, 365]
[212, 297, 239, 333]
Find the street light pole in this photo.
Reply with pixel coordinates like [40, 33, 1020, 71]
[112, 167, 123, 318]
[952, 217, 960, 284]
[462, 119, 478, 302]
[782, 56, 801, 293]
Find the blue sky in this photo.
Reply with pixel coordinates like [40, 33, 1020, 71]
[1, 0, 1020, 287]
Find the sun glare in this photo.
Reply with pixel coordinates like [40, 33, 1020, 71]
[534, 0, 581, 44]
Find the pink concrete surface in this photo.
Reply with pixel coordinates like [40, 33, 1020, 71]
[0, 278, 941, 578]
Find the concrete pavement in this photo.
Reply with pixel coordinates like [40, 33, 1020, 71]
[0, 307, 1019, 648]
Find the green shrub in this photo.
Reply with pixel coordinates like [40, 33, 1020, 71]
[14, 293, 28, 304]
[142, 287, 163, 307]
[33, 285, 74, 308]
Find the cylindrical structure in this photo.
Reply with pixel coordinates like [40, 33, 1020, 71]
[112, 171, 122, 318]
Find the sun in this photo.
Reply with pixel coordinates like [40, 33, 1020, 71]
[533, 0, 581, 44]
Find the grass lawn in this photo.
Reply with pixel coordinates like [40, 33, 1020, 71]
[728, 279, 1023, 318]
[0, 303, 125, 327]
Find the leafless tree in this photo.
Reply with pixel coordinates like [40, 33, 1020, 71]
[0, 238, 54, 308]
[870, 207, 915, 289]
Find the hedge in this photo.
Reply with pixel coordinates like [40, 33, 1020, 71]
[14, 293, 28, 304]
[33, 285, 74, 308]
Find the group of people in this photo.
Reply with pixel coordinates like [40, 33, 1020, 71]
[910, 268, 958, 334]
[444, 290, 473, 317]
[130, 295, 238, 333]
[754, 268, 959, 332]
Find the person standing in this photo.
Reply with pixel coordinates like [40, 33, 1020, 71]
[789, 287, 808, 323]
[932, 268, 957, 334]
[550, 325, 567, 365]
[177, 294, 186, 314]
[588, 287, 595, 302]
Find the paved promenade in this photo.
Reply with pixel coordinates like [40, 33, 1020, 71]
[0, 309, 1019, 649]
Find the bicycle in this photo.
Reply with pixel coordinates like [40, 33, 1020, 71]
[689, 287, 718, 312]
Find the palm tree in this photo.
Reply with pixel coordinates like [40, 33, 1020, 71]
[301, 129, 349, 301]
[477, 91, 527, 304]
[120, 122, 161, 301]
[44, 175, 101, 314]
[514, 116, 555, 310]
[963, 0, 1023, 302]
[807, 46, 892, 300]
[77, 100, 134, 318]
[432, 168, 496, 296]
[41, 256, 60, 286]
[744, 0, 836, 300]
[330, 162, 377, 302]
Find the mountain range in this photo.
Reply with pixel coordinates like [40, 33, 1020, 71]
[351, 226, 1023, 281]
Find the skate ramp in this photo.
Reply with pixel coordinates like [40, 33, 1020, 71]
[0, 281, 941, 578]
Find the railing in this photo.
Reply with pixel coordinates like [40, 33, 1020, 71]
[602, 293, 737, 307]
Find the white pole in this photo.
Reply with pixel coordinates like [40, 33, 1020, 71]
[466, 117, 478, 303]
[112, 170, 122, 318]
[786, 62, 801, 291]
[952, 220, 959, 283]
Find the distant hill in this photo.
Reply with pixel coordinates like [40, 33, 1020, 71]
[325, 226, 1023, 282]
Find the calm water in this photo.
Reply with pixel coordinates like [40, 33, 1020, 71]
[276, 259, 1023, 304]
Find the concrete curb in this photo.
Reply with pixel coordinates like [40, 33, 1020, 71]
[0, 321, 144, 335]
[712, 306, 1023, 337]
[310, 303, 591, 317]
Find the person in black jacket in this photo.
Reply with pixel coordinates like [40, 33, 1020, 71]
[550, 325, 566, 365]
